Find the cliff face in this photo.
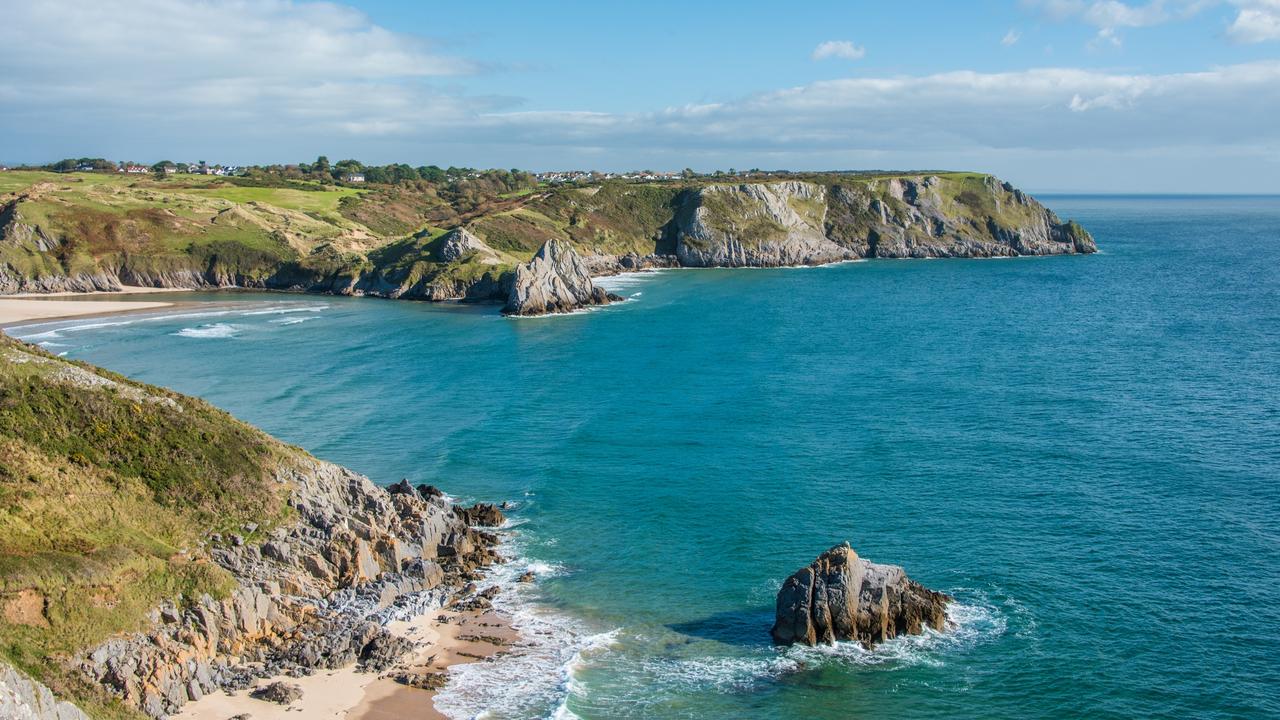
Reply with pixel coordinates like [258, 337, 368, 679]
[0, 337, 503, 719]
[676, 175, 1095, 266]
[675, 181, 855, 267]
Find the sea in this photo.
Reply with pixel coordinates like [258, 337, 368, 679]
[8, 195, 1279, 719]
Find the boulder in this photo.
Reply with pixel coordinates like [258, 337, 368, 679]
[456, 503, 506, 528]
[770, 542, 951, 648]
[250, 681, 302, 705]
[502, 240, 620, 316]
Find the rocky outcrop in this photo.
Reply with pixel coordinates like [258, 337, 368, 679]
[436, 227, 500, 264]
[676, 181, 857, 267]
[502, 239, 621, 316]
[0, 663, 91, 720]
[678, 176, 1095, 266]
[771, 543, 951, 648]
[77, 457, 503, 719]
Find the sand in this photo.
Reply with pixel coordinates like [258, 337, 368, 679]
[171, 607, 517, 720]
[0, 298, 177, 325]
[0, 286, 200, 325]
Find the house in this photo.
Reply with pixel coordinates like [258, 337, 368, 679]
[124, 165, 149, 174]
[163, 166, 178, 174]
[343, 173, 365, 183]
[0, 165, 9, 172]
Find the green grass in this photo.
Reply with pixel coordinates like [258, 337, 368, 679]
[178, 183, 362, 214]
[0, 337, 297, 718]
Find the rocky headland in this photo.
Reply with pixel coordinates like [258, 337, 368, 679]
[1, 172, 1095, 316]
[771, 543, 951, 648]
[0, 335, 515, 719]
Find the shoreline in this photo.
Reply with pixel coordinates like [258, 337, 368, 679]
[0, 285, 197, 326]
[170, 604, 517, 720]
[0, 298, 178, 326]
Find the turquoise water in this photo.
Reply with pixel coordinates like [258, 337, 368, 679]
[9, 196, 1279, 719]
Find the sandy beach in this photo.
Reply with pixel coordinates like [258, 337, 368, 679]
[171, 607, 517, 720]
[0, 286, 193, 326]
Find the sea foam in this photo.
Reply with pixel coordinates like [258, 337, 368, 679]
[173, 323, 240, 339]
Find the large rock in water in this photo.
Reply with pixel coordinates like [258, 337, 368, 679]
[770, 543, 951, 647]
[502, 239, 621, 316]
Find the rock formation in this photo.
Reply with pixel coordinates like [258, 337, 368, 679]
[436, 227, 501, 265]
[76, 458, 503, 719]
[0, 664, 90, 720]
[502, 239, 621, 316]
[675, 181, 857, 267]
[677, 176, 1095, 267]
[771, 542, 951, 648]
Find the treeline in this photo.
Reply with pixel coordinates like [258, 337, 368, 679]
[251, 156, 537, 191]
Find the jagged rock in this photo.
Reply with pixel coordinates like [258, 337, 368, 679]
[250, 681, 301, 705]
[502, 239, 621, 316]
[437, 227, 500, 264]
[78, 456, 506, 719]
[387, 479, 415, 495]
[770, 542, 951, 648]
[394, 671, 448, 690]
[456, 503, 506, 528]
[518, 571, 535, 583]
[0, 662, 91, 720]
[417, 484, 444, 500]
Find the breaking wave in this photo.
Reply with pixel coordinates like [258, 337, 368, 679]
[173, 323, 240, 339]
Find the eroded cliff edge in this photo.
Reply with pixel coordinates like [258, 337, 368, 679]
[0, 335, 507, 719]
[0, 172, 1094, 315]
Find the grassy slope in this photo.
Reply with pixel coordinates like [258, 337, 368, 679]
[0, 335, 295, 719]
[0, 172, 379, 283]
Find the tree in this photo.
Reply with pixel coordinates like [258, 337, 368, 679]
[682, 168, 696, 178]
[417, 165, 446, 183]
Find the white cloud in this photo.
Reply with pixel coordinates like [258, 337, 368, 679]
[0, 0, 1277, 191]
[1227, 1, 1280, 42]
[1027, 0, 1215, 45]
[0, 0, 490, 140]
[1003, 29, 1024, 45]
[811, 40, 867, 61]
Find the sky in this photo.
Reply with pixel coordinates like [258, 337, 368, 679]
[1, 0, 1278, 192]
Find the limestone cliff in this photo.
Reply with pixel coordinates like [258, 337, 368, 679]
[503, 239, 620, 316]
[676, 175, 1095, 267]
[771, 543, 951, 648]
[675, 181, 855, 267]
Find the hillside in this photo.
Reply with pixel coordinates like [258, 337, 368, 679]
[0, 335, 501, 719]
[0, 170, 1095, 308]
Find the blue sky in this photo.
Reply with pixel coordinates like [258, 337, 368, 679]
[1, 0, 1278, 191]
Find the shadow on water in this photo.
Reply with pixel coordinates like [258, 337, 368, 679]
[668, 606, 776, 647]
